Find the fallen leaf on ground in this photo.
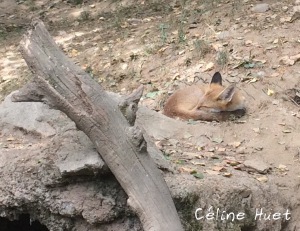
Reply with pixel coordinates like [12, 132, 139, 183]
[256, 175, 268, 182]
[253, 128, 260, 133]
[7, 136, 16, 141]
[267, 88, 274, 96]
[279, 54, 300, 65]
[216, 147, 226, 152]
[248, 77, 258, 83]
[229, 141, 241, 148]
[202, 62, 214, 72]
[178, 167, 195, 173]
[282, 130, 292, 133]
[212, 166, 227, 172]
[278, 164, 288, 171]
[222, 172, 232, 177]
[226, 160, 241, 166]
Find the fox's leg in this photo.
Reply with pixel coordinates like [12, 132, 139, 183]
[189, 109, 245, 121]
[188, 109, 224, 121]
[173, 107, 222, 121]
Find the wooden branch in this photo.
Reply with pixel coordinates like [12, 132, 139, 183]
[118, 85, 144, 126]
[13, 20, 183, 231]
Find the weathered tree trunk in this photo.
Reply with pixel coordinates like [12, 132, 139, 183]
[12, 20, 184, 231]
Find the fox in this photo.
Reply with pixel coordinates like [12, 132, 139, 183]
[163, 72, 246, 121]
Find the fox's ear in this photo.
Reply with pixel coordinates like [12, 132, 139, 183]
[217, 85, 235, 102]
[210, 72, 222, 86]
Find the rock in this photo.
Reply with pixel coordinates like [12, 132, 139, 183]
[251, 3, 270, 13]
[55, 131, 107, 176]
[0, 92, 57, 137]
[244, 159, 270, 174]
[0, 92, 107, 177]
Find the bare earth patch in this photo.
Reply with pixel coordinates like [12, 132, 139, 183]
[0, 0, 300, 230]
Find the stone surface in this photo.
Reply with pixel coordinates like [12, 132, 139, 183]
[251, 3, 270, 13]
[243, 159, 270, 174]
[0, 92, 107, 177]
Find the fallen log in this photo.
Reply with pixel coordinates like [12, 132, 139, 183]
[12, 20, 183, 231]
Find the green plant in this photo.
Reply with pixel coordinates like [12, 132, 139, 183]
[217, 49, 229, 68]
[234, 51, 264, 69]
[193, 39, 211, 58]
[0, 30, 7, 41]
[69, 0, 83, 5]
[178, 24, 186, 43]
[231, 0, 243, 16]
[80, 11, 91, 21]
[177, 4, 188, 44]
[159, 23, 168, 44]
[24, 0, 38, 11]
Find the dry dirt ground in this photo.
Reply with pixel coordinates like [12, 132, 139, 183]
[0, 0, 300, 229]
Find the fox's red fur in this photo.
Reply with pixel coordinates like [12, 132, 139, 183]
[163, 72, 245, 121]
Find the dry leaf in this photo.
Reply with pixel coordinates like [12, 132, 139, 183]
[229, 141, 241, 148]
[178, 167, 195, 173]
[282, 130, 292, 133]
[290, 54, 300, 62]
[212, 43, 223, 51]
[158, 46, 168, 53]
[253, 128, 260, 133]
[279, 55, 295, 66]
[222, 172, 232, 177]
[178, 50, 185, 55]
[186, 76, 195, 83]
[102, 46, 109, 51]
[70, 49, 79, 57]
[227, 160, 240, 166]
[6, 136, 15, 141]
[278, 164, 288, 171]
[248, 77, 258, 83]
[256, 176, 268, 182]
[216, 147, 226, 152]
[120, 63, 128, 70]
[267, 88, 274, 96]
[212, 166, 226, 172]
[202, 62, 214, 72]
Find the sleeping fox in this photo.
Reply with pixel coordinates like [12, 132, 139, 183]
[163, 72, 246, 121]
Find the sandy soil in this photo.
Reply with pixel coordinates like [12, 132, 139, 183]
[0, 0, 299, 229]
